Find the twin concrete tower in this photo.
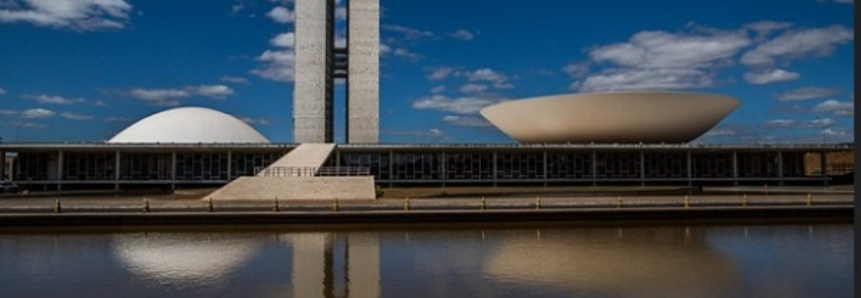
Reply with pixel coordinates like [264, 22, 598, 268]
[293, 0, 380, 144]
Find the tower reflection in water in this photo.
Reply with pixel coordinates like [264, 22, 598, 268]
[285, 233, 380, 298]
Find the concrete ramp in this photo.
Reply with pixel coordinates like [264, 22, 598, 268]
[258, 143, 335, 176]
[208, 143, 377, 201]
[208, 176, 375, 201]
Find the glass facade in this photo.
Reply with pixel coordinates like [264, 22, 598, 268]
[8, 146, 842, 186]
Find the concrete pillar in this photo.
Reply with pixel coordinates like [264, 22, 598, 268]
[227, 150, 232, 180]
[171, 151, 177, 190]
[388, 149, 393, 187]
[820, 151, 828, 186]
[114, 150, 121, 191]
[686, 151, 693, 187]
[441, 150, 447, 187]
[542, 149, 548, 187]
[492, 150, 498, 187]
[0, 150, 6, 179]
[57, 151, 64, 191]
[591, 151, 598, 186]
[335, 149, 341, 167]
[777, 151, 784, 186]
[732, 151, 738, 186]
[639, 150, 645, 186]
[347, 233, 380, 298]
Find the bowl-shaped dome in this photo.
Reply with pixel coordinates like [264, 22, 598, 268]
[108, 106, 269, 143]
[479, 92, 739, 144]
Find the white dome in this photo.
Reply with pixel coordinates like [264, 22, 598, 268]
[108, 106, 270, 143]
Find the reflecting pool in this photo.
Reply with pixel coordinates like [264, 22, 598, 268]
[0, 222, 853, 298]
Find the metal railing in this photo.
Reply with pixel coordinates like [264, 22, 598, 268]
[255, 166, 371, 177]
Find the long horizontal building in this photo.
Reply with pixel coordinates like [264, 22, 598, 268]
[0, 143, 851, 191]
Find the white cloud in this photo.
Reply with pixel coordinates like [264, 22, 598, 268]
[412, 95, 506, 115]
[743, 68, 799, 84]
[105, 116, 132, 122]
[703, 128, 736, 137]
[741, 25, 853, 66]
[579, 28, 750, 92]
[775, 87, 840, 101]
[21, 108, 54, 118]
[241, 117, 271, 125]
[335, 6, 346, 20]
[818, 0, 854, 4]
[220, 76, 249, 84]
[448, 29, 475, 41]
[820, 128, 848, 137]
[0, 87, 6, 96]
[806, 118, 836, 128]
[0, 0, 133, 31]
[60, 111, 93, 121]
[251, 49, 295, 82]
[459, 83, 488, 94]
[744, 21, 793, 40]
[192, 85, 233, 99]
[430, 85, 446, 93]
[266, 6, 293, 23]
[382, 24, 434, 39]
[128, 85, 234, 106]
[813, 99, 853, 116]
[7, 121, 46, 128]
[765, 119, 796, 128]
[383, 128, 448, 140]
[579, 68, 714, 92]
[589, 30, 750, 69]
[562, 63, 589, 79]
[393, 48, 421, 60]
[24, 94, 85, 105]
[253, 30, 296, 82]
[466, 68, 514, 89]
[270, 32, 295, 48]
[427, 67, 456, 81]
[765, 118, 836, 128]
[442, 115, 492, 127]
[379, 43, 391, 55]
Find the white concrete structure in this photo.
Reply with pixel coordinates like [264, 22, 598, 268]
[480, 92, 739, 144]
[293, 0, 332, 143]
[108, 106, 269, 143]
[347, 0, 380, 143]
[208, 143, 376, 201]
[293, 0, 379, 144]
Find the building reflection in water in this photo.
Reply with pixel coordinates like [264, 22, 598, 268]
[283, 233, 380, 298]
[112, 233, 262, 286]
[482, 227, 741, 298]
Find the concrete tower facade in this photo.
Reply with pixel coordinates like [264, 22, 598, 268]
[293, 0, 379, 144]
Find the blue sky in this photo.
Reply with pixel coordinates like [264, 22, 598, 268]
[0, 0, 854, 144]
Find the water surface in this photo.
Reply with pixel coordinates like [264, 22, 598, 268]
[0, 222, 853, 298]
